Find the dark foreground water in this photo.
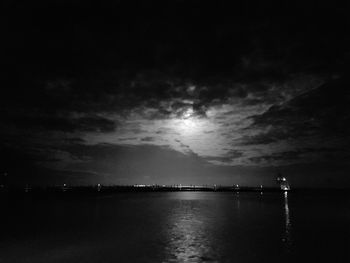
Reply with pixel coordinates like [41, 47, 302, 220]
[1, 191, 349, 262]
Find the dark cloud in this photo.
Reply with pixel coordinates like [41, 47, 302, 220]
[249, 151, 301, 164]
[249, 147, 348, 165]
[205, 150, 244, 163]
[0, 110, 117, 133]
[2, 1, 350, 186]
[246, 78, 350, 143]
[238, 132, 284, 146]
[140, 137, 155, 142]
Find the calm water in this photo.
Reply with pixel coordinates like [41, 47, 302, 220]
[1, 192, 349, 262]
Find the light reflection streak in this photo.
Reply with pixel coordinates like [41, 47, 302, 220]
[283, 191, 292, 251]
[164, 193, 219, 263]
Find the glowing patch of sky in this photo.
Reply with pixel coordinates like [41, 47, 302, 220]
[81, 75, 325, 167]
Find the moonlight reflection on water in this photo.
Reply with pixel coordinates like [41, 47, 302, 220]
[165, 192, 219, 262]
[1, 192, 349, 263]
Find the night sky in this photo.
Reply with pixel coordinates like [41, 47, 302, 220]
[2, 1, 350, 187]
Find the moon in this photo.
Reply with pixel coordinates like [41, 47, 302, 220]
[175, 108, 201, 136]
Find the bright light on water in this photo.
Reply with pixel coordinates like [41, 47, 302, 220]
[165, 192, 216, 262]
[283, 191, 292, 251]
[2, 192, 348, 263]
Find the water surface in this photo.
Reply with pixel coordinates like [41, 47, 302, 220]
[1, 192, 349, 262]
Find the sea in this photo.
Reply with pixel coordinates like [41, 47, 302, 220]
[0, 191, 349, 262]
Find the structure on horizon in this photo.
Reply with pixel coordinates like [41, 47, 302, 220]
[276, 173, 290, 191]
[0, 172, 8, 189]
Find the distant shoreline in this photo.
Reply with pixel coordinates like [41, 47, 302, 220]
[1, 185, 350, 195]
